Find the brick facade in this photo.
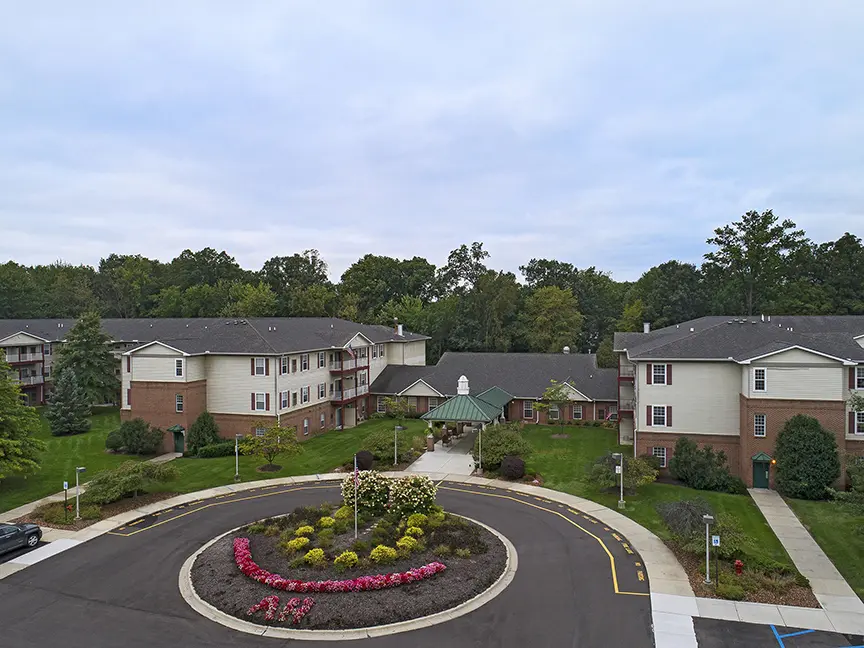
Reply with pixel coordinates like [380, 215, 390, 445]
[507, 399, 617, 425]
[636, 431, 741, 475]
[121, 380, 208, 452]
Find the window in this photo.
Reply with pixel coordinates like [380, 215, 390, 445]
[175, 359, 184, 377]
[754, 368, 766, 392]
[280, 390, 288, 409]
[598, 408, 606, 420]
[857, 367, 864, 390]
[175, 394, 184, 413]
[359, 372, 368, 386]
[291, 358, 297, 373]
[126, 388, 131, 407]
[126, 356, 131, 373]
[523, 400, 534, 418]
[281, 356, 288, 375]
[43, 366, 50, 378]
[549, 404, 559, 420]
[255, 427, 266, 437]
[377, 396, 386, 413]
[291, 391, 298, 407]
[318, 383, 326, 399]
[372, 346, 378, 359]
[856, 412, 864, 435]
[652, 405, 667, 427]
[44, 344, 51, 355]
[407, 396, 418, 411]
[301, 386, 310, 403]
[754, 413, 766, 437]
[572, 404, 583, 420]
[378, 344, 385, 359]
[254, 357, 266, 376]
[653, 364, 667, 385]
[255, 392, 266, 411]
[318, 352, 326, 368]
[300, 354, 309, 371]
[359, 347, 367, 359]
[652, 447, 667, 468]
[320, 413, 326, 429]
[428, 397, 439, 410]
[303, 418, 309, 436]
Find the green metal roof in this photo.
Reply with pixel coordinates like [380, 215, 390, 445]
[476, 386, 514, 410]
[752, 451, 773, 461]
[421, 394, 501, 422]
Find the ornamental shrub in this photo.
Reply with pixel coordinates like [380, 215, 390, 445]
[304, 548, 326, 566]
[500, 455, 526, 480]
[775, 415, 840, 500]
[196, 441, 236, 458]
[355, 450, 374, 471]
[246, 523, 267, 534]
[334, 551, 359, 569]
[370, 544, 398, 564]
[589, 454, 657, 492]
[318, 516, 335, 528]
[284, 537, 310, 552]
[118, 418, 164, 455]
[341, 470, 391, 513]
[717, 583, 746, 601]
[390, 475, 437, 515]
[455, 548, 471, 558]
[362, 429, 414, 462]
[472, 423, 532, 471]
[668, 437, 745, 494]
[83, 460, 178, 505]
[433, 544, 451, 556]
[656, 499, 713, 538]
[33, 501, 101, 524]
[295, 525, 314, 536]
[406, 526, 424, 538]
[396, 535, 419, 552]
[186, 411, 221, 455]
[406, 513, 428, 528]
[334, 505, 353, 520]
[105, 430, 123, 452]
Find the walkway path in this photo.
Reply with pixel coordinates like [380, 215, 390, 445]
[748, 488, 864, 627]
[406, 430, 477, 476]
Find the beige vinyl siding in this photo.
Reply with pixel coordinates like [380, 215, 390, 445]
[131, 354, 185, 382]
[121, 370, 131, 410]
[402, 340, 426, 366]
[206, 355, 275, 414]
[369, 347, 389, 382]
[754, 348, 840, 365]
[276, 360, 332, 409]
[745, 349, 846, 401]
[638, 361, 740, 436]
[0, 332, 47, 347]
[186, 356, 206, 382]
[400, 381, 440, 397]
[138, 343, 184, 356]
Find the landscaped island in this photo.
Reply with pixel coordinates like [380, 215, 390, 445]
[190, 473, 508, 629]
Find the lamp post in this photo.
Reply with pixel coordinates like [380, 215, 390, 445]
[703, 514, 715, 584]
[234, 434, 244, 482]
[612, 452, 625, 509]
[74, 466, 86, 520]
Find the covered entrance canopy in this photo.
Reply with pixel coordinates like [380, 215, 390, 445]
[420, 394, 501, 425]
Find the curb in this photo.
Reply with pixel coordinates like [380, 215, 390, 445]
[178, 513, 518, 641]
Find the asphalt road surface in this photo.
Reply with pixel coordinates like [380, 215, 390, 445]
[0, 481, 652, 648]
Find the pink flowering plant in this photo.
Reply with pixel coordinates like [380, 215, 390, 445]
[247, 595, 280, 621]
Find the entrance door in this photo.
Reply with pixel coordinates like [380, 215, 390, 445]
[753, 461, 770, 488]
[173, 430, 185, 454]
[335, 407, 343, 428]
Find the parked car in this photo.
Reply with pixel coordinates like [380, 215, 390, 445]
[605, 412, 618, 422]
[0, 523, 42, 555]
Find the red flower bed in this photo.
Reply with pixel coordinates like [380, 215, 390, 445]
[233, 537, 446, 593]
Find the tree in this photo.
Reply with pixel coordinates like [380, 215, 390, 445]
[627, 261, 706, 328]
[45, 369, 91, 436]
[668, 437, 745, 494]
[341, 255, 437, 320]
[95, 254, 164, 318]
[533, 379, 572, 433]
[0, 262, 38, 318]
[260, 250, 332, 315]
[448, 270, 521, 351]
[242, 424, 303, 470]
[595, 336, 616, 368]
[519, 286, 584, 353]
[589, 454, 658, 492]
[118, 418, 164, 454]
[775, 415, 840, 500]
[617, 299, 645, 333]
[166, 248, 248, 290]
[83, 460, 178, 504]
[704, 210, 807, 315]
[220, 281, 278, 317]
[0, 360, 46, 479]
[53, 312, 120, 405]
[382, 396, 412, 428]
[186, 411, 221, 455]
[437, 242, 489, 295]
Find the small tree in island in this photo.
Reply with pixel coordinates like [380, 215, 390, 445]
[382, 396, 412, 429]
[242, 424, 303, 472]
[534, 379, 571, 434]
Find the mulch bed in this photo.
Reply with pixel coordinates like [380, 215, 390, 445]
[668, 542, 820, 608]
[14, 492, 179, 531]
[191, 517, 507, 630]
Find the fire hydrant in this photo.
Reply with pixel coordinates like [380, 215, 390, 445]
[734, 559, 744, 575]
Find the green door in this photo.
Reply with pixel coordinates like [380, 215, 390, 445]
[173, 430, 185, 454]
[753, 461, 770, 488]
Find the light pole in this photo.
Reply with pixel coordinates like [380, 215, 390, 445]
[74, 466, 86, 520]
[234, 434, 244, 482]
[394, 424, 398, 465]
[703, 514, 715, 584]
[612, 452, 625, 509]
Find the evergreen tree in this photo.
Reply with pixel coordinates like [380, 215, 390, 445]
[0, 360, 46, 479]
[45, 368, 91, 436]
[52, 311, 120, 405]
[186, 411, 221, 454]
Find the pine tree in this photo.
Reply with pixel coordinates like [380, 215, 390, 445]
[53, 311, 120, 405]
[186, 411, 221, 454]
[45, 369, 91, 436]
[0, 360, 46, 479]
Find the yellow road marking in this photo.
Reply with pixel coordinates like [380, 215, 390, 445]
[612, 533, 622, 541]
[441, 486, 648, 597]
[635, 562, 642, 567]
[637, 571, 645, 581]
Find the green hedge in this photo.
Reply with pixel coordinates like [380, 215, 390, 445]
[197, 441, 237, 458]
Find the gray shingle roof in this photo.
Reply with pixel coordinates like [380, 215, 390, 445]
[0, 318, 428, 355]
[370, 352, 618, 400]
[614, 316, 864, 362]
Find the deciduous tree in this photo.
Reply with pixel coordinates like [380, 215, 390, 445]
[519, 286, 583, 353]
[242, 424, 303, 470]
[0, 360, 46, 479]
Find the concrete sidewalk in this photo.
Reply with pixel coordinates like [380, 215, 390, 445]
[748, 488, 864, 629]
[406, 431, 476, 476]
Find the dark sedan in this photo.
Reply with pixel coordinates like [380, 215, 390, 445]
[0, 523, 42, 555]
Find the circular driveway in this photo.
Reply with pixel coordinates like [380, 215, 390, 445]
[0, 481, 653, 647]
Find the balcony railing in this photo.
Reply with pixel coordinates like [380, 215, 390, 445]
[619, 399, 635, 411]
[16, 375, 44, 386]
[331, 384, 369, 402]
[329, 357, 370, 372]
[6, 353, 43, 363]
[619, 365, 635, 378]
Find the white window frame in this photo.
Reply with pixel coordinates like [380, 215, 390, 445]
[317, 352, 326, 368]
[303, 418, 309, 436]
[523, 400, 534, 419]
[254, 357, 266, 376]
[572, 404, 583, 420]
[280, 390, 288, 409]
[372, 346, 378, 359]
[754, 413, 766, 437]
[378, 344, 384, 358]
[318, 383, 326, 399]
[255, 392, 266, 411]
[652, 447, 667, 468]
[175, 394, 184, 413]
[291, 391, 298, 407]
[652, 363, 667, 385]
[753, 368, 767, 392]
[856, 412, 864, 435]
[856, 367, 864, 390]
[301, 386, 310, 404]
[549, 404, 559, 420]
[359, 371, 368, 386]
[175, 359, 184, 377]
[428, 397, 439, 409]
[652, 405, 667, 427]
[280, 355, 288, 375]
[406, 396, 418, 411]
[300, 354, 309, 372]
[255, 427, 266, 437]
[377, 396, 386, 413]
[320, 413, 325, 429]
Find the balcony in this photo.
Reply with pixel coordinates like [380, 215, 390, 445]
[16, 375, 44, 386]
[6, 352, 43, 364]
[329, 357, 370, 372]
[618, 365, 635, 379]
[619, 399, 635, 411]
[331, 384, 369, 403]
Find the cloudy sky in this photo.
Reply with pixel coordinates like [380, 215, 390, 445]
[1, 2, 863, 282]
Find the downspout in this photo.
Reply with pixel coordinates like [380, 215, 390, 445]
[274, 356, 280, 427]
[631, 352, 638, 458]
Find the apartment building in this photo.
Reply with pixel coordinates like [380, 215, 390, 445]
[370, 350, 618, 423]
[614, 316, 864, 488]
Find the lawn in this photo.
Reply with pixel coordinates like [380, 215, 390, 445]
[522, 424, 793, 569]
[156, 418, 430, 494]
[0, 407, 144, 514]
[786, 498, 864, 600]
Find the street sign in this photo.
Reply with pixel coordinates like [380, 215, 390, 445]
[615, 465, 622, 474]
[712, 535, 720, 547]
[63, 481, 68, 490]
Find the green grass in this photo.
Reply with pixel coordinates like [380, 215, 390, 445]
[156, 418, 430, 494]
[786, 498, 864, 599]
[522, 424, 793, 569]
[0, 407, 146, 514]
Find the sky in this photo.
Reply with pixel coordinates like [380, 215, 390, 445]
[1, 1, 863, 282]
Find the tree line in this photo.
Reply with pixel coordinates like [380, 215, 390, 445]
[1, 210, 862, 365]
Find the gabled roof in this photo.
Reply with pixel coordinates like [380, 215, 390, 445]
[0, 330, 49, 345]
[476, 386, 514, 409]
[420, 394, 502, 423]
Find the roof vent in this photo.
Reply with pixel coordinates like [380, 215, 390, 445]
[690, 327, 695, 332]
[563, 346, 570, 354]
[397, 324, 403, 336]
[457, 375, 470, 395]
